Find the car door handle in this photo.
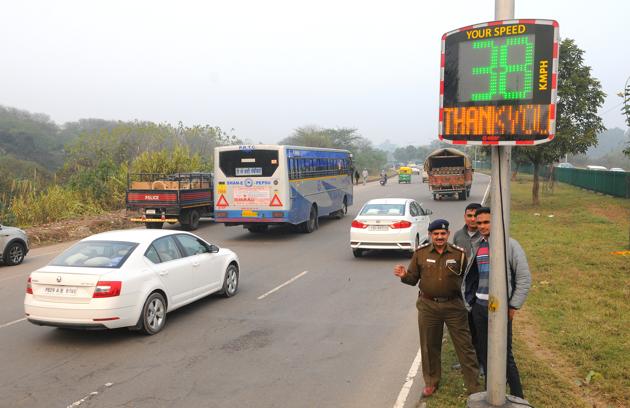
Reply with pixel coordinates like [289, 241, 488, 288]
[158, 270, 169, 276]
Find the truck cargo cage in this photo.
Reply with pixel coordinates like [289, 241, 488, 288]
[126, 172, 214, 231]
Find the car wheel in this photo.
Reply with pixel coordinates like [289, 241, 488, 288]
[352, 248, 363, 258]
[413, 235, 420, 251]
[4, 242, 26, 266]
[220, 263, 239, 297]
[139, 292, 167, 335]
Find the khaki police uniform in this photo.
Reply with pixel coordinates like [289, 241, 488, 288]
[401, 242, 480, 393]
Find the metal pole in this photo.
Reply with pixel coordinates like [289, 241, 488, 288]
[486, 0, 514, 406]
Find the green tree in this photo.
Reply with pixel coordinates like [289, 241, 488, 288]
[515, 38, 606, 205]
[620, 80, 630, 157]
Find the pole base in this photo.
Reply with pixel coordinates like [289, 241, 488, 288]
[466, 392, 530, 407]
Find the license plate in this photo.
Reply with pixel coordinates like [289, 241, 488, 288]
[145, 209, 156, 215]
[40, 286, 79, 297]
[236, 167, 263, 176]
[242, 210, 258, 217]
[369, 225, 389, 231]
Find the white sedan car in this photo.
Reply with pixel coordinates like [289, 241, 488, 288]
[350, 198, 432, 257]
[24, 229, 239, 335]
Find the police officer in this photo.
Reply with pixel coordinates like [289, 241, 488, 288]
[394, 219, 480, 398]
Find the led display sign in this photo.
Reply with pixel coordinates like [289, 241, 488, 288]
[439, 20, 559, 145]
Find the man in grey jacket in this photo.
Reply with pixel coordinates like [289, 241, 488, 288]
[453, 202, 482, 370]
[462, 207, 531, 399]
[453, 202, 482, 258]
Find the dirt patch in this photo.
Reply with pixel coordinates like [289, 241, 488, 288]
[24, 210, 137, 248]
[587, 203, 630, 227]
[516, 310, 617, 408]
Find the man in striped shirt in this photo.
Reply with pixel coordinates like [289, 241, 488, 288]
[462, 207, 532, 399]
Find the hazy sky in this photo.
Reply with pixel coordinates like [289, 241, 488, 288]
[1, 0, 628, 146]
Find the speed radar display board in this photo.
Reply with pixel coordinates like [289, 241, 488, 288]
[439, 20, 559, 145]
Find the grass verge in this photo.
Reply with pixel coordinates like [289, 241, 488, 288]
[423, 177, 629, 408]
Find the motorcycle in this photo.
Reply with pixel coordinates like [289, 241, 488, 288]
[379, 175, 388, 186]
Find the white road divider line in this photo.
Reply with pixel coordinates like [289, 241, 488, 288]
[393, 347, 423, 408]
[482, 176, 491, 207]
[258, 271, 309, 300]
[0, 317, 27, 329]
[67, 382, 114, 408]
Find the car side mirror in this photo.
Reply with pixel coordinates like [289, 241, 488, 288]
[209, 245, 220, 253]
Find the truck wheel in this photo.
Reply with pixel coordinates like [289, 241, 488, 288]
[145, 222, 164, 229]
[188, 210, 200, 230]
[180, 209, 200, 231]
[459, 191, 466, 200]
[432, 194, 437, 200]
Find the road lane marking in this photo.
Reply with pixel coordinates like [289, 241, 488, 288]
[67, 382, 114, 408]
[393, 347, 423, 408]
[0, 317, 26, 329]
[257, 271, 309, 300]
[482, 177, 491, 206]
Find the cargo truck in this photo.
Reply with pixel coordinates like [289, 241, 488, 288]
[424, 148, 473, 200]
[126, 172, 213, 230]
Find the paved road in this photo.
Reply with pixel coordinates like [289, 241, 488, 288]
[0, 174, 490, 408]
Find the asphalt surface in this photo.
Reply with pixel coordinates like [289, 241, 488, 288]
[0, 174, 490, 408]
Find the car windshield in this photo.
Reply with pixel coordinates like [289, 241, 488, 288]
[360, 203, 406, 216]
[50, 240, 138, 268]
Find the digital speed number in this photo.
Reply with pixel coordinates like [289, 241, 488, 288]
[460, 35, 534, 102]
[440, 20, 559, 145]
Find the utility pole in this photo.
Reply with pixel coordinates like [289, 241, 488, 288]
[469, 0, 530, 407]
[487, 1, 513, 405]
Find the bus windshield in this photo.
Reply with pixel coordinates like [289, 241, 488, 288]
[219, 149, 279, 177]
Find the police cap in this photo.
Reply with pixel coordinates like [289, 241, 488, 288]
[428, 219, 449, 232]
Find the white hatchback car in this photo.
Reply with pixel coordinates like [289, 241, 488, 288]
[350, 198, 432, 257]
[24, 229, 239, 335]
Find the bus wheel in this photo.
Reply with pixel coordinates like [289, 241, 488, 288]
[301, 205, 317, 233]
[335, 197, 348, 219]
[247, 225, 268, 233]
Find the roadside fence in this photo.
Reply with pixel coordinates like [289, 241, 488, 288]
[473, 161, 630, 198]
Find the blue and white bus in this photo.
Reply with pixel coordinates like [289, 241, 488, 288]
[214, 144, 353, 233]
